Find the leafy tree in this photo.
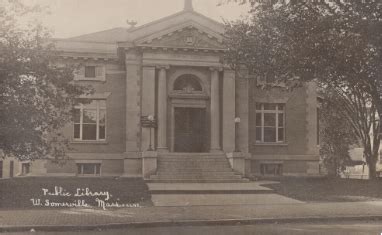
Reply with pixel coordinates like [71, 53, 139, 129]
[0, 0, 90, 161]
[223, 0, 382, 178]
[319, 90, 358, 177]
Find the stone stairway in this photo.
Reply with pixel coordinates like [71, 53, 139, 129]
[148, 153, 248, 182]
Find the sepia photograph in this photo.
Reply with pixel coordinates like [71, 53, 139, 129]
[0, 0, 381, 234]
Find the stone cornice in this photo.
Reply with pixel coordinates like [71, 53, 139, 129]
[59, 52, 118, 61]
[138, 46, 225, 53]
[209, 67, 223, 72]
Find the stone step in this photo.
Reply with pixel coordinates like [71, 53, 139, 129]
[157, 164, 231, 168]
[156, 168, 232, 172]
[155, 169, 236, 172]
[151, 153, 245, 183]
[158, 159, 229, 162]
[156, 173, 240, 177]
[158, 159, 228, 162]
[158, 156, 227, 160]
[157, 168, 232, 172]
[158, 159, 230, 163]
[146, 179, 249, 183]
[158, 159, 229, 163]
[158, 163, 229, 166]
[159, 163, 232, 166]
[150, 175, 244, 180]
[159, 153, 226, 156]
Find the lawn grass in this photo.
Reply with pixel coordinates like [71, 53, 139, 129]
[0, 177, 152, 209]
[264, 177, 382, 202]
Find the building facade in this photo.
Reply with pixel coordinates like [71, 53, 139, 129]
[4, 1, 320, 180]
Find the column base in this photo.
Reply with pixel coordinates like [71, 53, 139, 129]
[122, 152, 143, 178]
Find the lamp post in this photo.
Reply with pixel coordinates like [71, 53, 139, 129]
[141, 115, 157, 151]
[234, 117, 241, 152]
[147, 115, 154, 151]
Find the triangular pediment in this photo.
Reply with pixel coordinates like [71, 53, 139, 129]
[137, 24, 225, 50]
[125, 10, 225, 49]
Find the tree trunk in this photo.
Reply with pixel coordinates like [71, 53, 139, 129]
[367, 131, 380, 180]
[368, 154, 378, 180]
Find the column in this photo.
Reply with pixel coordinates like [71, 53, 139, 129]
[237, 76, 250, 153]
[125, 49, 141, 153]
[123, 49, 143, 178]
[142, 66, 156, 151]
[157, 65, 169, 151]
[210, 67, 221, 152]
[222, 69, 236, 152]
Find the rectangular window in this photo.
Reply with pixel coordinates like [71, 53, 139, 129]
[74, 100, 106, 141]
[74, 65, 105, 81]
[84, 66, 96, 78]
[77, 163, 101, 176]
[256, 103, 285, 143]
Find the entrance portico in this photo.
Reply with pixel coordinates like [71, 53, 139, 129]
[139, 64, 234, 154]
[120, 0, 246, 179]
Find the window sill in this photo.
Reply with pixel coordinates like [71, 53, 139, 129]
[70, 141, 108, 145]
[254, 143, 288, 146]
[74, 78, 106, 82]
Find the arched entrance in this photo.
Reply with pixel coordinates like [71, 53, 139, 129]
[169, 74, 209, 153]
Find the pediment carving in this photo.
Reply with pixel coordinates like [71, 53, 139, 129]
[139, 27, 225, 50]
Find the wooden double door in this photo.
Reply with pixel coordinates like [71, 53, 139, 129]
[174, 107, 207, 152]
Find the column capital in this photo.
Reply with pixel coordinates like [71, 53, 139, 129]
[224, 69, 236, 74]
[156, 65, 170, 70]
[209, 67, 223, 72]
[142, 66, 156, 71]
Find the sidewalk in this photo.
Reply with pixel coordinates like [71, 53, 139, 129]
[2, 201, 382, 232]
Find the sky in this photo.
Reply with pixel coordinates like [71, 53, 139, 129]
[24, 0, 250, 39]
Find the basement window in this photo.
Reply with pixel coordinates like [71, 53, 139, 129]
[260, 163, 283, 176]
[77, 163, 101, 176]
